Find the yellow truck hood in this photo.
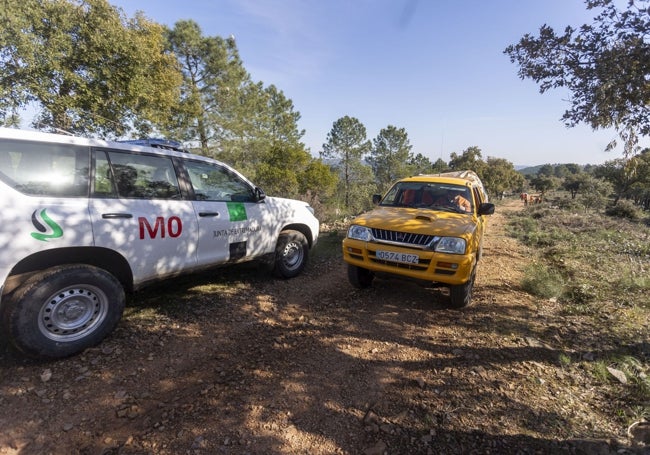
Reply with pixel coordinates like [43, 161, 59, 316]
[352, 207, 476, 237]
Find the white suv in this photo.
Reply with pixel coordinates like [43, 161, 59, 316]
[0, 128, 319, 359]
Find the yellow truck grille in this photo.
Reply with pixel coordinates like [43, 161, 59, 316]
[370, 228, 435, 248]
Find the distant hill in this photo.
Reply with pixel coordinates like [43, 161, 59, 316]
[515, 163, 590, 175]
[517, 165, 543, 175]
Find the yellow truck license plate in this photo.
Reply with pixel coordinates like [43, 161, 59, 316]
[376, 250, 419, 264]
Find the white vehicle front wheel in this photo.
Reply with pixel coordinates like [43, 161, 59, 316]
[273, 230, 309, 278]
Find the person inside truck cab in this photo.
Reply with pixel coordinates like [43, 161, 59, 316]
[452, 190, 472, 212]
[431, 188, 472, 212]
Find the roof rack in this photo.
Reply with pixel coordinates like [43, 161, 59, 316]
[118, 138, 187, 152]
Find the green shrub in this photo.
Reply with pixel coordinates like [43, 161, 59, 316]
[556, 198, 583, 211]
[606, 200, 642, 220]
[521, 263, 564, 298]
[564, 283, 598, 304]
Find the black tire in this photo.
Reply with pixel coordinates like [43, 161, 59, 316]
[347, 264, 374, 289]
[273, 230, 309, 278]
[0, 264, 125, 359]
[448, 264, 477, 309]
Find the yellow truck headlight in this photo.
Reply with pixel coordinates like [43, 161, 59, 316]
[434, 237, 466, 254]
[347, 225, 373, 241]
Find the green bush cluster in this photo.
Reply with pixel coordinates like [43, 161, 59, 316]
[605, 200, 642, 220]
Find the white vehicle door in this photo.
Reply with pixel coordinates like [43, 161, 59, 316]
[183, 160, 274, 267]
[88, 149, 198, 284]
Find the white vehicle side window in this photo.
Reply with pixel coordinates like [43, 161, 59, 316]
[185, 160, 254, 202]
[103, 151, 181, 199]
[0, 139, 89, 197]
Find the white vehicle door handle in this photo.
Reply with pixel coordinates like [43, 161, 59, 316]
[198, 212, 219, 217]
[102, 213, 133, 219]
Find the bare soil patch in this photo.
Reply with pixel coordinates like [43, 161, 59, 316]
[0, 199, 644, 454]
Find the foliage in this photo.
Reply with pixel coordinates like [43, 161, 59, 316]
[578, 175, 612, 211]
[297, 160, 339, 222]
[521, 262, 564, 299]
[553, 163, 583, 178]
[529, 175, 557, 194]
[165, 22, 335, 200]
[404, 153, 434, 175]
[592, 356, 650, 402]
[0, 0, 182, 137]
[343, 162, 377, 215]
[561, 173, 590, 199]
[254, 144, 309, 198]
[298, 159, 338, 200]
[367, 125, 413, 192]
[215, 83, 307, 179]
[431, 157, 450, 173]
[508, 204, 650, 312]
[164, 20, 249, 153]
[592, 149, 650, 207]
[605, 199, 642, 220]
[481, 157, 525, 198]
[449, 146, 486, 175]
[321, 116, 373, 211]
[504, 0, 650, 154]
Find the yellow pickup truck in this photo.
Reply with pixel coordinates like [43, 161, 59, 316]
[342, 171, 495, 308]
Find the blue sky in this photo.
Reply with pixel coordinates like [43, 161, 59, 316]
[112, 0, 636, 166]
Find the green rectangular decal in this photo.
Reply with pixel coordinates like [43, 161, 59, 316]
[226, 202, 247, 221]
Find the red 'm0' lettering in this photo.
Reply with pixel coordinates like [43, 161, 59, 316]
[139, 217, 165, 239]
[168, 216, 182, 238]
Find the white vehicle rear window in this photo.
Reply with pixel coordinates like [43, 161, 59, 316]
[0, 139, 89, 197]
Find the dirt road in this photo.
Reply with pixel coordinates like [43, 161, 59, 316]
[0, 199, 637, 454]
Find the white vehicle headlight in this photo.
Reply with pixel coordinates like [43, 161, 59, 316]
[347, 225, 373, 241]
[434, 237, 466, 254]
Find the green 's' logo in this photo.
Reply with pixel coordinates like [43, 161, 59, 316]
[31, 209, 63, 242]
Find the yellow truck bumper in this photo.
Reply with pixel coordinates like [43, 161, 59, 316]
[342, 238, 474, 286]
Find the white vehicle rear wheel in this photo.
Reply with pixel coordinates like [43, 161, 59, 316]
[1, 264, 125, 359]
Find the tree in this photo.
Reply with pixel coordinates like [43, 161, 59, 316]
[537, 164, 554, 177]
[0, 0, 182, 137]
[368, 125, 412, 191]
[165, 20, 249, 155]
[592, 157, 638, 202]
[225, 83, 307, 177]
[431, 157, 450, 173]
[448, 146, 487, 175]
[504, 0, 650, 155]
[562, 172, 596, 199]
[627, 149, 650, 209]
[593, 149, 650, 204]
[563, 173, 584, 199]
[408, 153, 436, 175]
[530, 175, 557, 194]
[579, 175, 613, 212]
[321, 116, 372, 210]
[562, 163, 583, 175]
[298, 159, 338, 199]
[481, 157, 525, 199]
[254, 144, 308, 197]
